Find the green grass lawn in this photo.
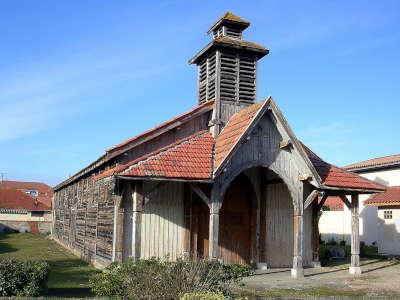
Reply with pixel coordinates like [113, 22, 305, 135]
[0, 233, 98, 298]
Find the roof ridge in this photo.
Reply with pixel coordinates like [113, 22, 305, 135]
[344, 153, 400, 169]
[107, 101, 214, 153]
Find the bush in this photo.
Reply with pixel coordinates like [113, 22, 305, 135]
[90, 258, 252, 299]
[180, 291, 226, 300]
[0, 258, 49, 297]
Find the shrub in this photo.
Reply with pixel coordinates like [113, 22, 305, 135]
[180, 291, 226, 300]
[0, 258, 49, 297]
[90, 258, 252, 299]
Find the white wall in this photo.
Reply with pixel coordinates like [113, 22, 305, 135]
[377, 206, 400, 255]
[319, 202, 378, 245]
[0, 211, 52, 222]
[319, 166, 400, 245]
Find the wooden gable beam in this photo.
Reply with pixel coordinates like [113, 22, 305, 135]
[189, 183, 211, 207]
[338, 194, 352, 209]
[317, 193, 328, 211]
[304, 190, 320, 210]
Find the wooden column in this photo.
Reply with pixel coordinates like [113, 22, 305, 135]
[311, 201, 321, 267]
[349, 194, 361, 275]
[292, 183, 305, 278]
[112, 195, 122, 262]
[209, 201, 221, 260]
[131, 181, 143, 260]
[292, 207, 304, 278]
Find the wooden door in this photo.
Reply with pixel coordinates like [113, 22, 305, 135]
[190, 197, 209, 259]
[219, 175, 254, 264]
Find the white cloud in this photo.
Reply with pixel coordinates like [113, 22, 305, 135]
[0, 51, 170, 142]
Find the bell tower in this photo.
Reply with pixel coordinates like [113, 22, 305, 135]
[189, 12, 269, 135]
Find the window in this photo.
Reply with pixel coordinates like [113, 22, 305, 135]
[384, 210, 392, 219]
[31, 211, 44, 217]
[25, 189, 39, 197]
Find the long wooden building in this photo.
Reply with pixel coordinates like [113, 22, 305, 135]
[53, 12, 385, 277]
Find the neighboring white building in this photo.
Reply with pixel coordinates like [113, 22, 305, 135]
[319, 154, 400, 248]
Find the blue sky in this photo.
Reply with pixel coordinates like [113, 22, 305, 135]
[0, 1, 399, 186]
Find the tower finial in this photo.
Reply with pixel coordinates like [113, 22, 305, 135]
[207, 12, 250, 39]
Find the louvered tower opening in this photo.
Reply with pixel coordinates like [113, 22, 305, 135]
[198, 52, 217, 103]
[189, 12, 268, 132]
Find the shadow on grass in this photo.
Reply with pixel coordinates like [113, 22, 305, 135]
[45, 259, 99, 298]
[45, 287, 94, 298]
[0, 233, 18, 254]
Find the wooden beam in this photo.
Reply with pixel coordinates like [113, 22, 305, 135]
[132, 181, 143, 260]
[349, 194, 361, 275]
[189, 183, 211, 207]
[338, 194, 352, 209]
[279, 139, 292, 149]
[298, 173, 312, 181]
[209, 201, 221, 259]
[317, 193, 328, 211]
[304, 190, 320, 210]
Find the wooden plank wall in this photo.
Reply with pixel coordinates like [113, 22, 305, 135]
[140, 182, 184, 259]
[265, 183, 293, 267]
[53, 177, 116, 265]
[118, 113, 211, 165]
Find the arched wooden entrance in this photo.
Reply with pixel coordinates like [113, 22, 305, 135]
[218, 174, 256, 264]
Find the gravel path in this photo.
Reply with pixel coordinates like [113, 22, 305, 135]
[241, 258, 400, 297]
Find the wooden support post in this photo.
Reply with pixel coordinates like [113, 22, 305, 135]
[112, 195, 122, 262]
[209, 201, 221, 260]
[311, 201, 321, 267]
[292, 207, 304, 278]
[131, 181, 143, 260]
[350, 194, 361, 275]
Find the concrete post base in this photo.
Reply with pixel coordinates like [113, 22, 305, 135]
[349, 266, 362, 275]
[311, 260, 321, 268]
[256, 262, 268, 270]
[291, 267, 304, 278]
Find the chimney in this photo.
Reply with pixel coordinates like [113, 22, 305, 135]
[189, 12, 269, 135]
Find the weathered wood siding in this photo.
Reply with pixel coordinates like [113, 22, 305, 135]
[141, 182, 184, 259]
[53, 178, 116, 266]
[265, 183, 293, 267]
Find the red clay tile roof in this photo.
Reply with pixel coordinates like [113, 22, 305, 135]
[0, 181, 53, 207]
[215, 101, 265, 170]
[320, 196, 344, 211]
[0, 188, 51, 211]
[344, 154, 400, 171]
[107, 101, 214, 154]
[365, 186, 400, 206]
[302, 144, 385, 192]
[95, 130, 214, 181]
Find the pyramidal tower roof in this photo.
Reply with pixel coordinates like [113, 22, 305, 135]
[207, 12, 250, 34]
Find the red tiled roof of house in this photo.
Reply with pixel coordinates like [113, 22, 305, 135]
[0, 181, 53, 207]
[0, 188, 51, 211]
[320, 196, 344, 210]
[107, 101, 214, 154]
[214, 101, 265, 170]
[344, 154, 400, 171]
[95, 130, 214, 181]
[365, 186, 400, 206]
[302, 144, 386, 192]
